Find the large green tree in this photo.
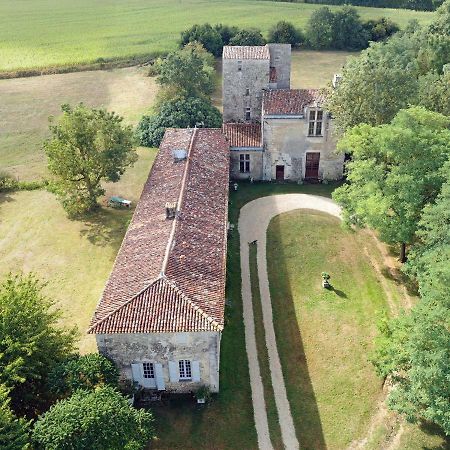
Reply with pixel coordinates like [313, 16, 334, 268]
[333, 107, 450, 261]
[268, 21, 304, 46]
[44, 104, 136, 216]
[0, 385, 30, 450]
[229, 28, 266, 46]
[179, 23, 223, 57]
[0, 274, 76, 416]
[33, 386, 154, 450]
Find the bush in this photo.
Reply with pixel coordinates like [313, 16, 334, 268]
[229, 28, 266, 46]
[214, 24, 239, 45]
[363, 17, 400, 42]
[32, 386, 154, 450]
[268, 21, 304, 46]
[180, 23, 223, 57]
[0, 171, 17, 192]
[136, 96, 222, 148]
[48, 354, 119, 397]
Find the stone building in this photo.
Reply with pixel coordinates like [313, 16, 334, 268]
[89, 128, 229, 394]
[222, 44, 344, 182]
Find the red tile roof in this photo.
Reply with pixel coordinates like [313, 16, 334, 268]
[89, 128, 229, 334]
[222, 123, 262, 148]
[223, 45, 270, 60]
[263, 89, 325, 116]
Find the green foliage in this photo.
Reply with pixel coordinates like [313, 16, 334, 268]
[44, 104, 137, 216]
[156, 44, 215, 98]
[268, 21, 304, 46]
[333, 107, 450, 257]
[0, 385, 30, 450]
[32, 386, 154, 450]
[306, 6, 369, 50]
[0, 172, 48, 193]
[229, 28, 266, 46]
[0, 273, 77, 417]
[363, 17, 400, 42]
[136, 96, 222, 147]
[214, 24, 239, 45]
[48, 354, 119, 397]
[301, 0, 443, 11]
[418, 71, 450, 116]
[179, 23, 223, 57]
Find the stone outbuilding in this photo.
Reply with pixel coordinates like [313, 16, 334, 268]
[222, 44, 344, 182]
[89, 128, 229, 394]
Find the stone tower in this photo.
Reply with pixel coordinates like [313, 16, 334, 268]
[222, 44, 291, 123]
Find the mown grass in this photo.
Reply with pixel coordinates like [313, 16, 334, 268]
[249, 244, 284, 450]
[0, 0, 434, 73]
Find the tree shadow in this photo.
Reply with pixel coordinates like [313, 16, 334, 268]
[267, 222, 327, 449]
[380, 267, 419, 298]
[417, 421, 450, 450]
[79, 207, 131, 250]
[0, 191, 15, 206]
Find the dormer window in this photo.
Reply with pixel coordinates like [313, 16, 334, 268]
[308, 110, 323, 137]
[172, 148, 187, 162]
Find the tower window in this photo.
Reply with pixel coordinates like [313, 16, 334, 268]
[240, 154, 251, 173]
[237, 60, 242, 71]
[245, 88, 250, 96]
[245, 108, 251, 121]
[308, 109, 323, 136]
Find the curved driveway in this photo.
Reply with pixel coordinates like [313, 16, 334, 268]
[239, 194, 341, 450]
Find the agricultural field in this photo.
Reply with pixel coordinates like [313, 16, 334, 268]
[0, 0, 434, 74]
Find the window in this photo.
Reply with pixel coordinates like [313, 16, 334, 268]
[237, 60, 242, 71]
[245, 88, 250, 96]
[179, 360, 192, 380]
[240, 154, 250, 173]
[308, 109, 323, 136]
[245, 107, 251, 121]
[142, 362, 154, 379]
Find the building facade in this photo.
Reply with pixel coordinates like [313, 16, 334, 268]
[222, 44, 344, 182]
[89, 128, 229, 394]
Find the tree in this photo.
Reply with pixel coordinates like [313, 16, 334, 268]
[136, 96, 222, 148]
[214, 24, 239, 45]
[0, 274, 76, 416]
[0, 385, 30, 450]
[229, 28, 266, 46]
[32, 386, 154, 450]
[363, 17, 400, 42]
[418, 71, 450, 117]
[179, 23, 223, 56]
[331, 6, 369, 50]
[44, 104, 136, 216]
[268, 21, 304, 46]
[333, 107, 450, 261]
[306, 7, 335, 49]
[48, 354, 119, 398]
[156, 44, 215, 98]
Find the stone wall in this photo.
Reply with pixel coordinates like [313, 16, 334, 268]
[268, 43, 291, 89]
[230, 149, 264, 180]
[262, 113, 344, 181]
[222, 58, 269, 123]
[96, 331, 221, 393]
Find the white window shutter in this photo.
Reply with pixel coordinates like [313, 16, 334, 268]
[154, 363, 165, 391]
[168, 361, 178, 382]
[192, 361, 201, 382]
[131, 363, 142, 385]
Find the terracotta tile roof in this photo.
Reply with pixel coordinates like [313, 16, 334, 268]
[222, 123, 262, 148]
[223, 45, 270, 60]
[89, 128, 229, 334]
[263, 89, 325, 116]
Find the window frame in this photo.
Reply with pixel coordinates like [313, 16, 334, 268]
[239, 154, 251, 173]
[142, 362, 155, 379]
[308, 109, 324, 137]
[178, 360, 192, 380]
[245, 107, 251, 121]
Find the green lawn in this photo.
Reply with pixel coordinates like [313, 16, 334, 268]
[0, 0, 434, 73]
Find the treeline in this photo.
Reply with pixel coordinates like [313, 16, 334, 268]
[177, 7, 400, 54]
[329, 0, 450, 435]
[266, 0, 444, 12]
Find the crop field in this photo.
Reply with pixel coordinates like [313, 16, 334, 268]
[0, 0, 434, 73]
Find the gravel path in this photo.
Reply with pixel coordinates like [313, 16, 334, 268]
[239, 194, 341, 450]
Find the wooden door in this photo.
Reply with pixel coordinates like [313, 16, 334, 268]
[276, 165, 284, 181]
[305, 152, 320, 180]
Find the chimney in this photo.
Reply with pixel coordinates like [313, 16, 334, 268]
[165, 202, 177, 219]
[172, 148, 187, 162]
[332, 73, 342, 88]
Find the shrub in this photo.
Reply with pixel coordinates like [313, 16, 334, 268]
[180, 23, 223, 57]
[363, 17, 400, 42]
[0, 171, 17, 192]
[48, 354, 119, 397]
[32, 386, 154, 450]
[268, 21, 304, 46]
[229, 28, 266, 46]
[136, 96, 222, 148]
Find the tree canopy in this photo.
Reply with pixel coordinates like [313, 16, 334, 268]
[44, 104, 136, 216]
[179, 23, 223, 56]
[32, 386, 154, 450]
[0, 274, 76, 416]
[268, 21, 304, 46]
[229, 28, 266, 46]
[333, 107, 450, 261]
